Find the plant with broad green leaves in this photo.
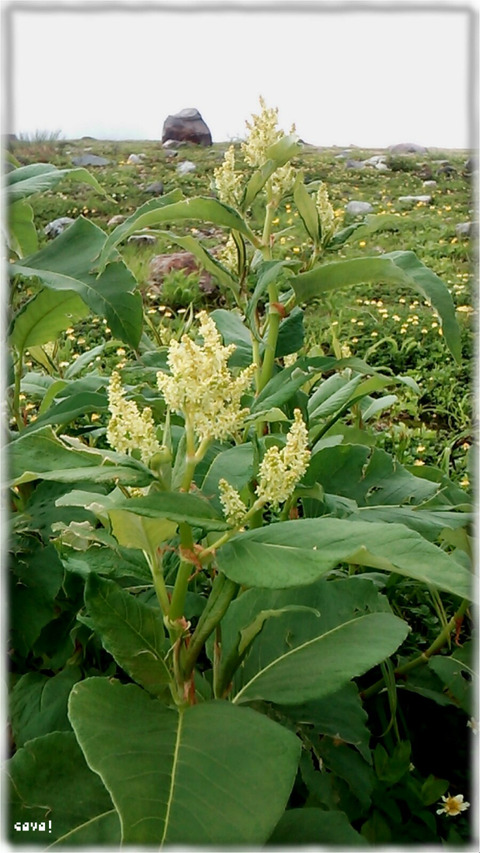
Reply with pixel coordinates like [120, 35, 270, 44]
[6, 100, 474, 847]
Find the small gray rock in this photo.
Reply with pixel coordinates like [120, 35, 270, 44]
[398, 195, 432, 205]
[145, 181, 164, 195]
[44, 217, 75, 238]
[128, 234, 157, 245]
[107, 214, 126, 227]
[127, 153, 145, 164]
[423, 180, 437, 188]
[176, 160, 196, 176]
[345, 159, 366, 170]
[363, 155, 386, 166]
[455, 222, 474, 238]
[388, 143, 427, 155]
[345, 201, 374, 216]
[163, 139, 186, 149]
[375, 162, 389, 172]
[71, 154, 111, 167]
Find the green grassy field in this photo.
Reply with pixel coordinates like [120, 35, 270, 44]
[10, 136, 475, 482]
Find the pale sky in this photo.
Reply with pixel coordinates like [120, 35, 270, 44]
[3, 1, 476, 149]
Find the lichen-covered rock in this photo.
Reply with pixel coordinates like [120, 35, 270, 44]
[345, 201, 373, 216]
[44, 217, 75, 238]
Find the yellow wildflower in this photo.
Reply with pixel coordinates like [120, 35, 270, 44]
[157, 311, 255, 444]
[106, 371, 161, 464]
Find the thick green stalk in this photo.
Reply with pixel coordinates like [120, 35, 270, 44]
[145, 550, 170, 616]
[258, 297, 281, 392]
[361, 598, 470, 701]
[183, 573, 239, 677]
[168, 522, 195, 624]
[12, 352, 24, 431]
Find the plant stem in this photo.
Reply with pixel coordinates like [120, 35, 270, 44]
[168, 523, 194, 623]
[361, 597, 470, 701]
[258, 284, 281, 392]
[145, 550, 170, 616]
[12, 352, 24, 431]
[183, 572, 239, 677]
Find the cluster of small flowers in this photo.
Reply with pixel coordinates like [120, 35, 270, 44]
[241, 97, 284, 167]
[106, 371, 161, 464]
[218, 478, 249, 526]
[157, 312, 256, 444]
[218, 409, 310, 524]
[218, 233, 238, 274]
[213, 145, 243, 208]
[256, 409, 310, 506]
[316, 183, 335, 244]
[269, 163, 297, 204]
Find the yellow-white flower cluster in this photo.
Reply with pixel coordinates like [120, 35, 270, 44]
[242, 97, 285, 167]
[269, 163, 297, 203]
[256, 409, 310, 506]
[218, 478, 249, 526]
[316, 183, 335, 244]
[218, 233, 238, 274]
[242, 97, 297, 202]
[156, 311, 256, 444]
[213, 145, 243, 208]
[107, 371, 161, 464]
[218, 410, 310, 524]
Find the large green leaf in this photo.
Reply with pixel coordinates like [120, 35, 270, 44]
[232, 611, 408, 705]
[241, 134, 303, 210]
[291, 251, 461, 361]
[293, 173, 321, 244]
[202, 443, 255, 512]
[7, 731, 120, 845]
[9, 288, 89, 354]
[68, 678, 301, 845]
[213, 577, 391, 701]
[10, 217, 143, 348]
[27, 390, 108, 429]
[108, 510, 177, 553]
[215, 518, 472, 599]
[106, 491, 228, 532]
[305, 444, 439, 506]
[268, 808, 366, 845]
[8, 198, 38, 256]
[276, 683, 372, 762]
[210, 307, 254, 367]
[84, 575, 172, 698]
[10, 540, 65, 657]
[10, 666, 82, 748]
[9, 426, 153, 487]
[95, 195, 259, 271]
[5, 162, 108, 202]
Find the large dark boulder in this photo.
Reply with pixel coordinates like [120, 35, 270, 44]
[162, 108, 212, 146]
